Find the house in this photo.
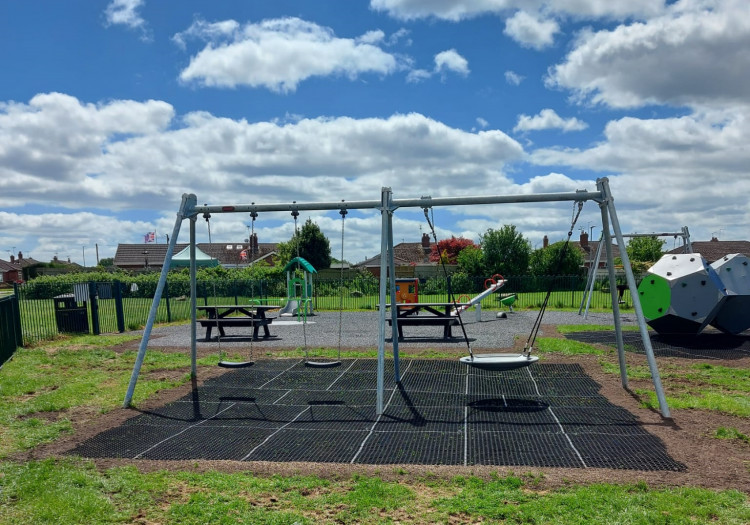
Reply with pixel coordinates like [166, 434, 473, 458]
[0, 252, 41, 284]
[356, 233, 447, 279]
[666, 237, 750, 264]
[113, 234, 278, 271]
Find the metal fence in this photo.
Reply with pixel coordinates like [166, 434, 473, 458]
[14, 274, 637, 345]
[0, 293, 23, 365]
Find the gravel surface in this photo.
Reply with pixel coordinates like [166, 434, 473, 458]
[142, 310, 640, 351]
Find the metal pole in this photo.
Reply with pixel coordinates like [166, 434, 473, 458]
[124, 193, 194, 407]
[386, 198, 400, 382]
[376, 187, 391, 415]
[579, 233, 604, 318]
[194, 190, 600, 216]
[190, 216, 197, 378]
[598, 178, 671, 418]
[599, 199, 628, 390]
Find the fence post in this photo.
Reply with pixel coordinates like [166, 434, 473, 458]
[88, 281, 100, 335]
[11, 282, 22, 347]
[114, 280, 125, 332]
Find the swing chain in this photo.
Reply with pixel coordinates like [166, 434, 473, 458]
[422, 206, 474, 358]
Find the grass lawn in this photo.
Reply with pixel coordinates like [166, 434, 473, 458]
[0, 331, 748, 524]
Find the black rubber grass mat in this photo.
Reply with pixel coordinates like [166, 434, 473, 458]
[68, 359, 685, 471]
[564, 331, 750, 360]
[354, 431, 464, 465]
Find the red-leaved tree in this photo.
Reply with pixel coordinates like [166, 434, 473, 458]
[429, 237, 476, 264]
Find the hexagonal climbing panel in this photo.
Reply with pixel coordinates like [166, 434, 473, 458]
[637, 253, 727, 334]
[709, 253, 750, 334]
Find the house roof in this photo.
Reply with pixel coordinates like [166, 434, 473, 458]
[571, 240, 622, 262]
[114, 242, 278, 268]
[356, 241, 435, 267]
[666, 238, 750, 264]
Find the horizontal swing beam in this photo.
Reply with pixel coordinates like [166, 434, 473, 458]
[191, 190, 603, 216]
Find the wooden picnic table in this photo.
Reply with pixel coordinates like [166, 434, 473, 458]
[197, 304, 279, 340]
[381, 302, 471, 340]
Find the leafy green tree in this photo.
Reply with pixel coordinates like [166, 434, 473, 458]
[626, 236, 665, 264]
[98, 257, 114, 267]
[456, 244, 486, 276]
[529, 241, 585, 276]
[277, 218, 332, 270]
[480, 225, 531, 276]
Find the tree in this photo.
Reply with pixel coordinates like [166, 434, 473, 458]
[480, 225, 531, 276]
[429, 237, 476, 264]
[626, 236, 665, 264]
[529, 241, 585, 276]
[276, 218, 332, 270]
[98, 257, 114, 267]
[456, 244, 486, 276]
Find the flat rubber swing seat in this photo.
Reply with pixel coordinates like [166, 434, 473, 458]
[459, 353, 539, 371]
[304, 361, 341, 368]
[218, 361, 255, 368]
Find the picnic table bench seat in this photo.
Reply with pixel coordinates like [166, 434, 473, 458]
[387, 316, 458, 340]
[198, 317, 273, 340]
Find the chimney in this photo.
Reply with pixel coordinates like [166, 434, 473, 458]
[711, 236, 719, 242]
[421, 233, 430, 249]
[10, 255, 14, 263]
[53, 255, 59, 262]
[252, 233, 258, 252]
[543, 235, 549, 249]
[580, 231, 589, 248]
[18, 251, 23, 260]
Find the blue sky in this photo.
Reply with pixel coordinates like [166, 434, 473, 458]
[2, 0, 748, 266]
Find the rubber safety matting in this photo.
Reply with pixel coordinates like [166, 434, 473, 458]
[564, 331, 750, 360]
[69, 359, 684, 471]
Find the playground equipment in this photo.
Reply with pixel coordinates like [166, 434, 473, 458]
[710, 254, 750, 334]
[451, 274, 506, 321]
[579, 227, 692, 319]
[281, 256, 315, 319]
[123, 179, 672, 418]
[639, 252, 750, 335]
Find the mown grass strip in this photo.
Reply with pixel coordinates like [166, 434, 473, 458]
[1, 459, 748, 525]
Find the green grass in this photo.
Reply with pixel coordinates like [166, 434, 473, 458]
[1, 460, 748, 525]
[604, 362, 750, 417]
[535, 337, 607, 355]
[714, 426, 750, 444]
[557, 323, 642, 333]
[0, 334, 218, 458]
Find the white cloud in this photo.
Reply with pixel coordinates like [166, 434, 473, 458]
[514, 109, 588, 133]
[476, 117, 489, 128]
[370, 0, 665, 21]
[407, 49, 470, 82]
[504, 70, 524, 85]
[504, 10, 559, 49]
[434, 49, 470, 76]
[104, 0, 150, 40]
[547, 0, 750, 109]
[528, 107, 750, 237]
[175, 17, 402, 92]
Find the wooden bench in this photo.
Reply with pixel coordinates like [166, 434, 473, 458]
[198, 317, 273, 340]
[387, 316, 458, 340]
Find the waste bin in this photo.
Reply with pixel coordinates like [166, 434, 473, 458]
[54, 293, 89, 333]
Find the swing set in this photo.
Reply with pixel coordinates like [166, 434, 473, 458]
[123, 178, 671, 418]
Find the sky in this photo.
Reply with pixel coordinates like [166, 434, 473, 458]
[1, 0, 749, 267]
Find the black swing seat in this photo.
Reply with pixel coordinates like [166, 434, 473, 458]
[460, 353, 539, 371]
[218, 360, 255, 368]
[304, 360, 341, 368]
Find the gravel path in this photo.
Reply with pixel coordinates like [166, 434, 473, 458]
[142, 310, 639, 351]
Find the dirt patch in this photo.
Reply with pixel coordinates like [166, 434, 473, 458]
[19, 328, 750, 495]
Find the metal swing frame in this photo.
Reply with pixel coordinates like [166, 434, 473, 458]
[123, 178, 671, 418]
